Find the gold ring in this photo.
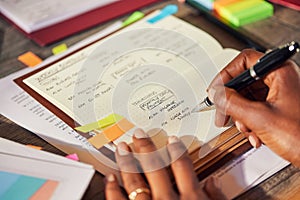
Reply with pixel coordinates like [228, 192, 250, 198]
[128, 187, 151, 200]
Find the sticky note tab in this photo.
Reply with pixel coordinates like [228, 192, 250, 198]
[102, 117, 134, 141]
[52, 43, 68, 55]
[147, 4, 178, 24]
[122, 11, 145, 27]
[65, 153, 79, 161]
[18, 51, 42, 67]
[88, 118, 134, 149]
[75, 113, 123, 133]
[26, 144, 42, 150]
[215, 0, 273, 27]
[214, 0, 239, 10]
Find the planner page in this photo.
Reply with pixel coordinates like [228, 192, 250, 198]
[22, 11, 239, 150]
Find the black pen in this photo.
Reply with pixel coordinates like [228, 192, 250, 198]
[192, 41, 300, 113]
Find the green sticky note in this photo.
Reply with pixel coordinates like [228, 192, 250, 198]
[52, 43, 68, 55]
[122, 11, 144, 27]
[217, 0, 273, 27]
[75, 113, 123, 133]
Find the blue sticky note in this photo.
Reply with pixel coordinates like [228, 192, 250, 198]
[147, 4, 178, 24]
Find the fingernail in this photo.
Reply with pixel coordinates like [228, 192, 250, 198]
[106, 174, 115, 182]
[235, 121, 242, 132]
[134, 128, 148, 139]
[208, 88, 216, 102]
[168, 136, 180, 144]
[248, 135, 257, 148]
[117, 142, 129, 156]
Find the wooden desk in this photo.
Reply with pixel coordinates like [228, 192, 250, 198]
[0, 1, 299, 199]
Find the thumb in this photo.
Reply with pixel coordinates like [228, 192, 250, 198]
[211, 86, 272, 132]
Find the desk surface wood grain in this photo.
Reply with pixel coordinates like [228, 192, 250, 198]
[0, 1, 299, 199]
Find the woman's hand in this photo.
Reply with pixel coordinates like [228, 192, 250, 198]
[208, 49, 300, 167]
[105, 129, 227, 200]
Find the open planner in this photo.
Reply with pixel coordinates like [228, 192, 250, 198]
[14, 9, 247, 176]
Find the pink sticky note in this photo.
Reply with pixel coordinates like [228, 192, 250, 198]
[65, 153, 79, 161]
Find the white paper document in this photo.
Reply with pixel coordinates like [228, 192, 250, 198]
[207, 145, 289, 199]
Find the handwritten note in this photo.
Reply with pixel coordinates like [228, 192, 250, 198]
[23, 13, 239, 147]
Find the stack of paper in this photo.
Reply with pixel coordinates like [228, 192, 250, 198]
[0, 0, 117, 33]
[0, 138, 95, 200]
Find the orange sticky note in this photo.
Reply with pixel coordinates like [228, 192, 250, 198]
[18, 51, 42, 67]
[88, 134, 110, 149]
[103, 117, 134, 141]
[26, 144, 42, 150]
[88, 118, 134, 149]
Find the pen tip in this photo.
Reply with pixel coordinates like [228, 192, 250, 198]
[191, 101, 214, 113]
[191, 107, 199, 113]
[191, 101, 211, 113]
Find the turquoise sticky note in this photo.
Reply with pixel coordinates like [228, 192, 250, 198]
[147, 4, 178, 24]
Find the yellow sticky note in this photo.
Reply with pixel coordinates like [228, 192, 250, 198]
[75, 113, 123, 133]
[52, 43, 68, 55]
[122, 11, 145, 27]
[18, 51, 42, 67]
[88, 118, 134, 149]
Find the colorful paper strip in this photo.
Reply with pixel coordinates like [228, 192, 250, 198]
[0, 171, 46, 200]
[52, 43, 68, 55]
[18, 51, 42, 67]
[75, 113, 123, 133]
[88, 118, 134, 149]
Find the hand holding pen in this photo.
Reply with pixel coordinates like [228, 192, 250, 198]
[197, 42, 300, 167]
[193, 41, 299, 112]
